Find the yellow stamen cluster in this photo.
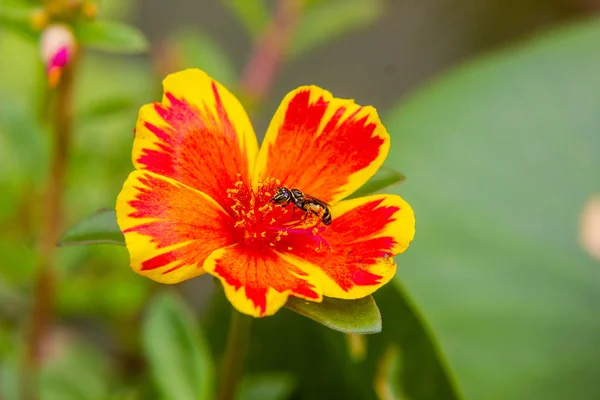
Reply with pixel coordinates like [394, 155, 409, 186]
[226, 176, 330, 253]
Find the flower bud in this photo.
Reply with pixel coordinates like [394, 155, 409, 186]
[40, 24, 76, 88]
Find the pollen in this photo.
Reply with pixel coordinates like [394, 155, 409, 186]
[225, 176, 331, 253]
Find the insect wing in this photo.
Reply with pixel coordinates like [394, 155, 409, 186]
[302, 194, 330, 208]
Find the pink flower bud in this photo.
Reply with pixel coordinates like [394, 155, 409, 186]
[40, 24, 76, 88]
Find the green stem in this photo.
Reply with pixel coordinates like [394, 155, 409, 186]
[21, 49, 78, 400]
[217, 309, 253, 400]
[215, 2, 305, 398]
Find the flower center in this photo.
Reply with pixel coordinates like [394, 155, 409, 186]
[226, 177, 330, 253]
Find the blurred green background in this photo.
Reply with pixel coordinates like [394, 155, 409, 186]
[1, 0, 600, 399]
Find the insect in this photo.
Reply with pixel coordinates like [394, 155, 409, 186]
[270, 187, 332, 225]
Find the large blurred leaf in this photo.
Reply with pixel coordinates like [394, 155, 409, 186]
[385, 18, 600, 400]
[75, 20, 148, 53]
[289, 0, 383, 59]
[143, 292, 214, 400]
[286, 295, 381, 334]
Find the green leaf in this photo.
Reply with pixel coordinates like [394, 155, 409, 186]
[0, 5, 37, 40]
[204, 283, 460, 400]
[222, 0, 269, 39]
[173, 29, 237, 88]
[348, 167, 406, 199]
[59, 209, 124, 246]
[143, 292, 214, 400]
[237, 373, 297, 400]
[285, 295, 381, 334]
[289, 0, 383, 59]
[386, 18, 600, 400]
[75, 20, 148, 54]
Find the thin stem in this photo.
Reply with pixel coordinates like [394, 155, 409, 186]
[214, 3, 304, 399]
[239, 0, 303, 106]
[22, 50, 78, 400]
[217, 309, 253, 400]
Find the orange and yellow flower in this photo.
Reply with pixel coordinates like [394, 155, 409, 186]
[116, 69, 415, 317]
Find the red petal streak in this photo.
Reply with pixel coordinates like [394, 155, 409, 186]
[117, 171, 239, 282]
[208, 241, 320, 317]
[140, 250, 178, 271]
[280, 196, 403, 297]
[257, 87, 389, 204]
[134, 71, 257, 212]
[137, 90, 246, 209]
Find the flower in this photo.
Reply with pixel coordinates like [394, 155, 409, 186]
[40, 24, 76, 88]
[116, 69, 415, 317]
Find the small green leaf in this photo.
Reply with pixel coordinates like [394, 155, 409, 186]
[285, 295, 381, 334]
[143, 292, 214, 400]
[237, 373, 297, 400]
[75, 20, 148, 54]
[59, 209, 124, 246]
[173, 29, 237, 88]
[0, 5, 37, 40]
[289, 0, 383, 59]
[348, 167, 406, 199]
[222, 0, 269, 39]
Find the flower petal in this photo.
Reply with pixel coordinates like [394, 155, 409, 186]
[279, 194, 415, 299]
[133, 68, 259, 210]
[255, 86, 390, 204]
[116, 170, 239, 283]
[204, 242, 322, 317]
